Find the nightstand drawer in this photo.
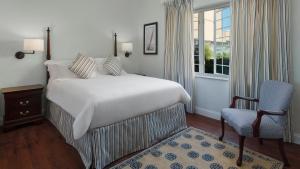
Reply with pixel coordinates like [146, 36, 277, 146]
[6, 106, 40, 121]
[6, 95, 41, 110]
[1, 85, 44, 131]
[5, 95, 41, 121]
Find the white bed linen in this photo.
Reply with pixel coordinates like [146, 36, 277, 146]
[47, 74, 191, 139]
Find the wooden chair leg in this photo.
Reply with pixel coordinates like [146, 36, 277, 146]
[237, 136, 246, 167]
[278, 138, 290, 167]
[219, 117, 225, 141]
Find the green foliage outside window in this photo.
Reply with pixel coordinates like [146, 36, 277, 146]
[204, 43, 214, 73]
[216, 52, 230, 60]
[217, 52, 230, 65]
[204, 43, 213, 60]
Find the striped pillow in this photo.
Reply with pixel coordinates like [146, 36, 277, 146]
[103, 56, 122, 76]
[69, 55, 96, 79]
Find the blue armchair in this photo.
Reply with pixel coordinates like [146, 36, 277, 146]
[219, 80, 293, 167]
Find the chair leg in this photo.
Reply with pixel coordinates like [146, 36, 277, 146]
[278, 138, 290, 167]
[237, 136, 245, 167]
[219, 117, 225, 141]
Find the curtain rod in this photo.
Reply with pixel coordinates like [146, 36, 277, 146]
[193, 1, 230, 12]
[161, 0, 193, 4]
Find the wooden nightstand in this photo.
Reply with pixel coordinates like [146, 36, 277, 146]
[1, 85, 44, 131]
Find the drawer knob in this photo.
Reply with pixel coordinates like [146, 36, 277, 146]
[20, 111, 30, 116]
[19, 100, 30, 106]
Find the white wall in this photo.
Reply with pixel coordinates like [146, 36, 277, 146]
[134, 0, 166, 78]
[194, 77, 229, 120]
[0, 0, 141, 124]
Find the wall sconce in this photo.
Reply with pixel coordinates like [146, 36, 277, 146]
[15, 39, 44, 59]
[121, 42, 133, 57]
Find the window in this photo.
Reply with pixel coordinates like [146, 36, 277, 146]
[194, 6, 231, 76]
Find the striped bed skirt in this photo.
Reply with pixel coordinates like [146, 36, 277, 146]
[48, 102, 187, 169]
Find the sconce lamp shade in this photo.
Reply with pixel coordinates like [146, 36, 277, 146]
[121, 43, 133, 53]
[15, 39, 45, 59]
[23, 39, 44, 52]
[121, 42, 133, 57]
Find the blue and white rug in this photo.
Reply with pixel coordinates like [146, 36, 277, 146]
[111, 127, 283, 169]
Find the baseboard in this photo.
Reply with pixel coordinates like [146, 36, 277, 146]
[294, 133, 300, 145]
[195, 106, 221, 120]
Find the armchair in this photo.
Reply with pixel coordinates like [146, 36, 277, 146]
[219, 80, 293, 167]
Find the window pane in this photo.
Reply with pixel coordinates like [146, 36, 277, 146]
[216, 29, 223, 39]
[216, 57, 222, 65]
[216, 10, 222, 21]
[193, 13, 199, 39]
[194, 39, 199, 55]
[195, 65, 199, 72]
[223, 56, 230, 65]
[204, 10, 215, 42]
[205, 59, 214, 74]
[194, 6, 231, 75]
[223, 66, 229, 75]
[204, 42, 214, 72]
[213, 7, 231, 75]
[222, 17, 231, 28]
[194, 55, 199, 64]
[216, 65, 222, 74]
[204, 10, 215, 74]
[193, 13, 199, 72]
[222, 8, 231, 18]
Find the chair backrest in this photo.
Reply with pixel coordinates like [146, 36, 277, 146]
[259, 80, 293, 123]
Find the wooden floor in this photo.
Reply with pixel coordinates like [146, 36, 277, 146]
[1, 114, 300, 169]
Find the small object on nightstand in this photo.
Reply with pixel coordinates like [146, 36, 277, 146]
[1, 84, 44, 131]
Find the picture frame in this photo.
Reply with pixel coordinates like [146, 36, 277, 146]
[144, 22, 158, 55]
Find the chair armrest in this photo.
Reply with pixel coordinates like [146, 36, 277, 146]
[252, 110, 287, 137]
[230, 96, 259, 108]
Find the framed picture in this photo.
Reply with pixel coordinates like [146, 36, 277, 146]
[144, 22, 158, 55]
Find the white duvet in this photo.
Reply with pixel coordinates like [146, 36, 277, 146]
[47, 74, 191, 139]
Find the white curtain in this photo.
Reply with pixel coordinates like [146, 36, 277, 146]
[164, 0, 195, 113]
[230, 0, 292, 142]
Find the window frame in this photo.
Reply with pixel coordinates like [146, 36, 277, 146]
[194, 3, 231, 79]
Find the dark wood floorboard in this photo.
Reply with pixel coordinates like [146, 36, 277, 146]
[1, 114, 300, 169]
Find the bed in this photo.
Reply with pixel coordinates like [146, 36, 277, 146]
[44, 28, 190, 169]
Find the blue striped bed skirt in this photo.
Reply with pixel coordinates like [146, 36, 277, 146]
[48, 102, 187, 169]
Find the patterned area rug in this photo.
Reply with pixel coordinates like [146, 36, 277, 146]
[111, 127, 283, 169]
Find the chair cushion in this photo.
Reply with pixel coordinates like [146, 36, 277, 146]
[259, 80, 293, 123]
[221, 108, 283, 138]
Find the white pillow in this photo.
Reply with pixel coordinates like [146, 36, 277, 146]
[45, 61, 77, 82]
[44, 59, 73, 66]
[69, 55, 96, 79]
[121, 70, 128, 75]
[94, 58, 109, 75]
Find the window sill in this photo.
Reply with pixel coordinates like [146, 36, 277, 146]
[195, 73, 229, 81]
